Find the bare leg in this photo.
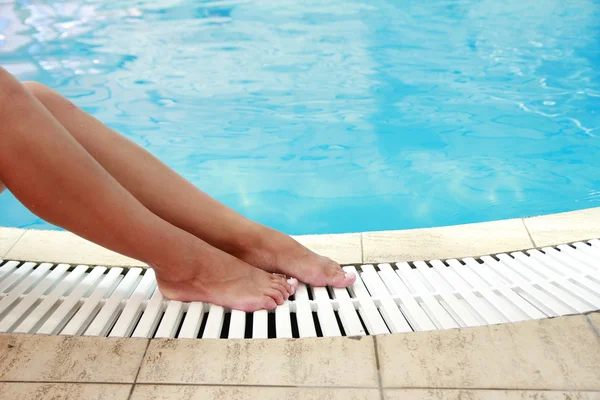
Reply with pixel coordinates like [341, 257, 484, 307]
[23, 81, 356, 288]
[0, 67, 292, 311]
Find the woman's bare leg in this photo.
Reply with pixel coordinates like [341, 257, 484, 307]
[0, 67, 292, 311]
[23, 81, 356, 288]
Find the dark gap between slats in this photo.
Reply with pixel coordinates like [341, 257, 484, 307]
[0, 300, 19, 321]
[333, 310, 346, 336]
[267, 312, 276, 339]
[71, 273, 103, 298]
[126, 309, 145, 338]
[54, 302, 86, 335]
[149, 310, 166, 339]
[356, 310, 369, 336]
[104, 308, 125, 337]
[8, 299, 41, 332]
[244, 312, 253, 339]
[376, 308, 392, 333]
[27, 300, 63, 334]
[290, 312, 299, 338]
[312, 312, 323, 337]
[326, 286, 335, 299]
[219, 312, 231, 339]
[196, 311, 209, 338]
[172, 311, 186, 338]
[306, 285, 314, 300]
[64, 264, 79, 273]
[401, 308, 416, 332]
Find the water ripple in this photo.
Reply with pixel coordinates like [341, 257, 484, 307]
[0, 0, 599, 234]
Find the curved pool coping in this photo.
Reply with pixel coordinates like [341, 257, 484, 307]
[1, 206, 599, 266]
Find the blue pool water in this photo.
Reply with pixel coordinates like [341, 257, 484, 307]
[0, 0, 599, 235]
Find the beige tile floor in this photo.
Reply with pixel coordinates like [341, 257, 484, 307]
[1, 313, 598, 400]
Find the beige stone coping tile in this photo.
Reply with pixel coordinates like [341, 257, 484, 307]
[137, 336, 378, 387]
[0, 227, 26, 258]
[4, 229, 147, 267]
[0, 383, 132, 400]
[384, 389, 600, 400]
[363, 218, 533, 263]
[0, 334, 148, 383]
[292, 233, 362, 264]
[131, 385, 380, 400]
[524, 207, 600, 247]
[377, 314, 600, 390]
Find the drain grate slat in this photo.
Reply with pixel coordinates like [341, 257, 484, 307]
[1, 240, 600, 339]
[252, 309, 268, 339]
[227, 309, 245, 339]
[177, 301, 205, 339]
[275, 301, 292, 339]
[294, 283, 316, 338]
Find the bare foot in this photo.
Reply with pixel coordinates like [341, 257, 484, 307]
[236, 226, 356, 288]
[152, 241, 296, 312]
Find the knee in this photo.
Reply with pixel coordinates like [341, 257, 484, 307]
[22, 80, 76, 112]
[0, 67, 29, 106]
[22, 80, 55, 102]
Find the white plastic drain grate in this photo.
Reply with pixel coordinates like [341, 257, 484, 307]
[1, 240, 599, 339]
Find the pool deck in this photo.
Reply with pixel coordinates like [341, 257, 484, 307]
[1, 206, 600, 399]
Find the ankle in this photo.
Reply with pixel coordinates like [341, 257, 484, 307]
[223, 223, 270, 257]
[148, 235, 205, 282]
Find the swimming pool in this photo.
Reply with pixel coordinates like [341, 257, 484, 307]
[0, 0, 599, 235]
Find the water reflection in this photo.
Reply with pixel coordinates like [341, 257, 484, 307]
[0, 0, 599, 234]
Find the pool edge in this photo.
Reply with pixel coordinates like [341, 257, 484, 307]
[1, 206, 599, 266]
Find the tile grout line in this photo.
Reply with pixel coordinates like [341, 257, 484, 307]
[126, 339, 152, 400]
[1, 381, 600, 392]
[372, 336, 385, 400]
[1, 229, 28, 259]
[0, 380, 381, 389]
[585, 314, 600, 338]
[521, 218, 537, 248]
[360, 233, 364, 263]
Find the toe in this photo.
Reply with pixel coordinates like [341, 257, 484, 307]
[287, 278, 298, 295]
[266, 288, 285, 305]
[330, 270, 356, 288]
[325, 259, 356, 288]
[272, 281, 291, 300]
[261, 296, 278, 310]
[271, 274, 294, 296]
